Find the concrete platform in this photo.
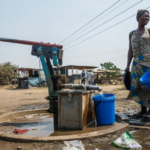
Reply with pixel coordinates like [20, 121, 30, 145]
[0, 109, 128, 142]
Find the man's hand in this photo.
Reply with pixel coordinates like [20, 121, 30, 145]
[125, 67, 130, 72]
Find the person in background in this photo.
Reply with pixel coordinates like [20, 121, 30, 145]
[92, 72, 95, 85]
[98, 75, 101, 80]
[125, 9, 150, 118]
[87, 70, 93, 85]
[81, 70, 86, 85]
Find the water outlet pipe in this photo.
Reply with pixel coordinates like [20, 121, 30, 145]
[61, 84, 102, 92]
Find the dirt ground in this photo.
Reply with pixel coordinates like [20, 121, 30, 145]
[0, 85, 143, 150]
[0, 84, 140, 115]
[0, 86, 49, 115]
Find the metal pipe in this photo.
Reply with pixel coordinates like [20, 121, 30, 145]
[61, 84, 86, 90]
[61, 84, 102, 92]
[0, 37, 63, 49]
[38, 46, 53, 95]
[86, 85, 102, 92]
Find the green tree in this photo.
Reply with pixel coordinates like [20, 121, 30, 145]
[100, 62, 121, 78]
[0, 62, 19, 83]
[100, 62, 120, 70]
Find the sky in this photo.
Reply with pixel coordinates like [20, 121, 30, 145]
[0, 0, 150, 71]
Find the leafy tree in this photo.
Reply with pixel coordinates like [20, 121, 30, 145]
[100, 62, 121, 78]
[100, 62, 120, 70]
[0, 62, 19, 83]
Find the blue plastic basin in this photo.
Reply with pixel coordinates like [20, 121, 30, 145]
[140, 70, 150, 91]
[93, 94, 116, 125]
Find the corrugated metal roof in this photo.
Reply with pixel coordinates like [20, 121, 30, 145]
[56, 65, 98, 70]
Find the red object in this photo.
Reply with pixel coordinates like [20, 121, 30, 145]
[0, 37, 63, 49]
[13, 129, 29, 134]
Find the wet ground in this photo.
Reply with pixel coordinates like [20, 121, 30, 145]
[0, 113, 117, 137]
[0, 114, 53, 137]
[0, 128, 149, 150]
[0, 113, 150, 149]
[14, 103, 49, 111]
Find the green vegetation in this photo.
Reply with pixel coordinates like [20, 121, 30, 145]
[100, 62, 121, 78]
[0, 62, 19, 83]
[100, 62, 120, 70]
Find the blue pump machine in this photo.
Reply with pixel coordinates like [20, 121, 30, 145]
[31, 45, 63, 112]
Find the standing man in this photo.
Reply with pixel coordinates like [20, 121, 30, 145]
[87, 70, 93, 85]
[92, 72, 95, 85]
[81, 70, 86, 85]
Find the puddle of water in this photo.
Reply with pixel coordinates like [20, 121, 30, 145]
[0, 120, 53, 137]
[17, 121, 54, 137]
[0, 113, 115, 137]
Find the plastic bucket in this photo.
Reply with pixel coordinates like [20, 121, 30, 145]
[140, 70, 150, 91]
[93, 94, 116, 125]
